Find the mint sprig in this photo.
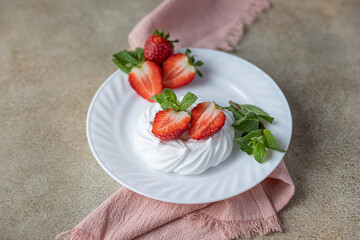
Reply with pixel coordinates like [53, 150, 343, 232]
[228, 101, 274, 123]
[225, 101, 286, 163]
[112, 48, 144, 74]
[151, 88, 198, 112]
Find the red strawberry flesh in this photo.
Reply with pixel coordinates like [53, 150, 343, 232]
[189, 102, 226, 140]
[128, 61, 163, 102]
[152, 109, 191, 140]
[162, 53, 196, 89]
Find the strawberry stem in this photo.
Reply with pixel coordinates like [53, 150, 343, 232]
[152, 28, 179, 47]
[229, 101, 241, 111]
[185, 49, 204, 77]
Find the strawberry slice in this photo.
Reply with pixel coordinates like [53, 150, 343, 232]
[152, 109, 191, 140]
[162, 49, 203, 89]
[189, 102, 226, 140]
[128, 61, 163, 102]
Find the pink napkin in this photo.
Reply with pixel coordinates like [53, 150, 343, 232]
[58, 0, 295, 239]
[57, 161, 293, 239]
[129, 0, 270, 51]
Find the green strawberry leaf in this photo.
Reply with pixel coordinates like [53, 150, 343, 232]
[194, 61, 204, 66]
[179, 92, 198, 111]
[263, 129, 286, 152]
[185, 49, 203, 77]
[253, 141, 267, 163]
[232, 112, 260, 132]
[234, 129, 262, 155]
[240, 105, 274, 123]
[112, 48, 144, 74]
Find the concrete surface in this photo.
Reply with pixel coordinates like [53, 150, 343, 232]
[0, 0, 359, 239]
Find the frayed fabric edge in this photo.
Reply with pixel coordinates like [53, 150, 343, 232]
[56, 228, 95, 240]
[186, 212, 282, 239]
[218, 0, 270, 51]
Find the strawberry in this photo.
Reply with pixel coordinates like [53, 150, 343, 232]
[151, 89, 198, 140]
[189, 102, 226, 140]
[162, 49, 203, 89]
[113, 48, 163, 102]
[144, 28, 179, 65]
[151, 109, 191, 140]
[128, 61, 162, 102]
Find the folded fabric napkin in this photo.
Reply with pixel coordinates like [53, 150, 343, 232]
[58, 0, 295, 239]
[129, 0, 270, 51]
[57, 161, 293, 239]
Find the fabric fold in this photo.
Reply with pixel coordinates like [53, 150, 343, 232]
[57, 160, 294, 240]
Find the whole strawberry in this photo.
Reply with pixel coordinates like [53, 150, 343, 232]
[144, 28, 179, 65]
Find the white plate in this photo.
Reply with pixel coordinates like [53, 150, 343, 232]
[86, 48, 292, 204]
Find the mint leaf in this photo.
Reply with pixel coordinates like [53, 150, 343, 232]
[151, 89, 198, 112]
[112, 48, 144, 74]
[229, 104, 245, 121]
[253, 141, 267, 163]
[132, 48, 145, 61]
[251, 135, 264, 144]
[235, 129, 261, 155]
[241, 105, 274, 123]
[179, 92, 197, 111]
[163, 88, 180, 110]
[248, 140, 256, 149]
[112, 57, 130, 74]
[151, 93, 169, 111]
[163, 88, 179, 104]
[263, 129, 286, 152]
[232, 112, 260, 132]
[168, 101, 180, 110]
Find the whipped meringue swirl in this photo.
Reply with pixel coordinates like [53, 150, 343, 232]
[135, 99, 234, 175]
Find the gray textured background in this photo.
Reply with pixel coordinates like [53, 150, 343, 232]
[0, 0, 359, 239]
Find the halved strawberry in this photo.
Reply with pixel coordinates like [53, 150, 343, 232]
[162, 49, 203, 89]
[128, 61, 163, 102]
[189, 102, 226, 140]
[144, 28, 179, 65]
[113, 48, 163, 102]
[152, 109, 191, 140]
